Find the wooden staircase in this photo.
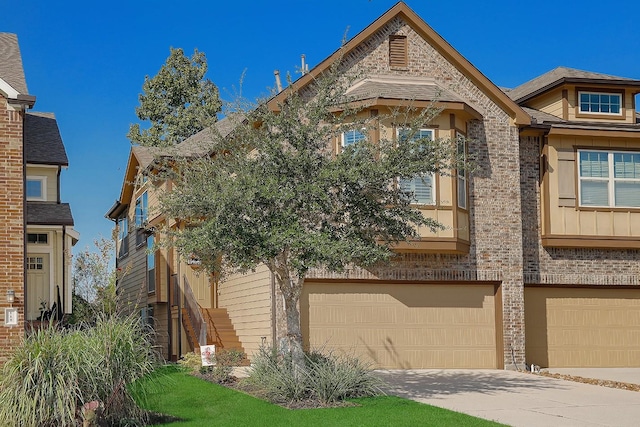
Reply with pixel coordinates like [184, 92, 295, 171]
[181, 307, 249, 365]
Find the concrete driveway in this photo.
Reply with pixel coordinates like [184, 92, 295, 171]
[376, 369, 640, 427]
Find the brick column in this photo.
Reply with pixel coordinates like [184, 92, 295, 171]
[0, 97, 25, 364]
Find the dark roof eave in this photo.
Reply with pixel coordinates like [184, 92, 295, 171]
[27, 160, 68, 167]
[516, 77, 640, 104]
[105, 200, 126, 220]
[8, 94, 36, 108]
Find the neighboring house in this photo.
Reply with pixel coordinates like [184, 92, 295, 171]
[0, 33, 78, 364]
[108, 2, 640, 369]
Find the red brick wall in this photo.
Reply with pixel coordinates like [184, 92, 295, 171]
[0, 96, 25, 364]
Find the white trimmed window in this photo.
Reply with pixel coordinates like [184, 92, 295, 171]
[135, 191, 148, 227]
[578, 150, 640, 207]
[341, 129, 366, 149]
[26, 176, 46, 200]
[456, 132, 467, 209]
[578, 91, 621, 115]
[398, 128, 435, 205]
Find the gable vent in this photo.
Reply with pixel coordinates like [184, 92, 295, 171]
[389, 35, 407, 67]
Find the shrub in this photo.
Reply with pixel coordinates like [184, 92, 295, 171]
[0, 315, 160, 427]
[243, 346, 385, 405]
[196, 348, 246, 384]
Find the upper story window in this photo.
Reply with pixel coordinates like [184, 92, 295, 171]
[342, 129, 366, 149]
[578, 91, 621, 115]
[456, 133, 467, 209]
[135, 191, 148, 227]
[117, 213, 129, 258]
[398, 128, 435, 205]
[27, 233, 48, 244]
[26, 176, 46, 201]
[578, 149, 640, 207]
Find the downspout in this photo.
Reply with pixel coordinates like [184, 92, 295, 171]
[22, 110, 27, 331]
[62, 225, 66, 315]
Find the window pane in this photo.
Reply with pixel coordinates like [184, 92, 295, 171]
[580, 93, 589, 103]
[580, 151, 609, 178]
[400, 175, 433, 204]
[26, 180, 42, 198]
[457, 176, 466, 209]
[615, 181, 640, 207]
[580, 180, 609, 206]
[614, 153, 640, 178]
[343, 129, 366, 147]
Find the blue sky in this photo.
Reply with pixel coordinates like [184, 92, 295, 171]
[2, 0, 640, 253]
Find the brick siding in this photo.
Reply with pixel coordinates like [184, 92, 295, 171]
[0, 96, 25, 364]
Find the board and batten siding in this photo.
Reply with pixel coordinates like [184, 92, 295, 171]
[218, 264, 272, 360]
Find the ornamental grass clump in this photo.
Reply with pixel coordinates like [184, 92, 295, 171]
[243, 346, 385, 406]
[0, 315, 160, 427]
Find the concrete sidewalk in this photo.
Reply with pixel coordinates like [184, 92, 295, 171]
[376, 369, 640, 427]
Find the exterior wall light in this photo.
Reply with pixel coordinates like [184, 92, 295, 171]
[6, 290, 15, 304]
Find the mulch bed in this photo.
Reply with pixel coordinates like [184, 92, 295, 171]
[534, 371, 640, 392]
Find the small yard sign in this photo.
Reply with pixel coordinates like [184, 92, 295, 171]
[200, 345, 216, 366]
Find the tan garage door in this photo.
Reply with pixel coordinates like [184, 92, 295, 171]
[525, 287, 640, 368]
[301, 282, 498, 369]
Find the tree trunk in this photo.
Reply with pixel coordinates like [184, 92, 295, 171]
[270, 253, 306, 374]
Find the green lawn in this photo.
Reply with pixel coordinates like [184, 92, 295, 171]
[137, 366, 506, 427]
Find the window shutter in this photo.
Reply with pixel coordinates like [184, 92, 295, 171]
[389, 35, 407, 67]
[557, 149, 576, 207]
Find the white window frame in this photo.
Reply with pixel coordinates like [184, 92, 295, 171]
[26, 176, 47, 201]
[397, 128, 436, 206]
[341, 128, 367, 150]
[578, 91, 622, 116]
[578, 149, 640, 208]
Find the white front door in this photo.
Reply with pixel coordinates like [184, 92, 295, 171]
[26, 254, 50, 320]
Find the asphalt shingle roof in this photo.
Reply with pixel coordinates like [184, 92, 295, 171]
[346, 76, 467, 103]
[26, 202, 74, 226]
[508, 67, 640, 104]
[0, 33, 28, 94]
[25, 112, 69, 166]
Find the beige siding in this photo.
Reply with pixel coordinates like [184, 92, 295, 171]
[525, 287, 640, 367]
[218, 264, 272, 360]
[26, 165, 57, 201]
[527, 89, 564, 119]
[546, 138, 640, 238]
[302, 282, 497, 369]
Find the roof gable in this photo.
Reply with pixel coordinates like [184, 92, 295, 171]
[0, 33, 28, 96]
[508, 66, 640, 104]
[267, 2, 529, 125]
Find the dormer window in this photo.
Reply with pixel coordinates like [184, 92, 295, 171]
[579, 91, 621, 115]
[26, 176, 46, 201]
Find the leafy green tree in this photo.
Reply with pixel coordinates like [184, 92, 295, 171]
[70, 237, 119, 323]
[159, 59, 464, 371]
[128, 47, 221, 147]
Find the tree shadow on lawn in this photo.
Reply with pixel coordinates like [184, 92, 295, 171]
[375, 369, 569, 400]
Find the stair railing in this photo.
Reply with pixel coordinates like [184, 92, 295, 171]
[182, 275, 207, 347]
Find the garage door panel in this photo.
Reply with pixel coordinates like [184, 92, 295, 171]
[525, 287, 640, 368]
[303, 282, 497, 369]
